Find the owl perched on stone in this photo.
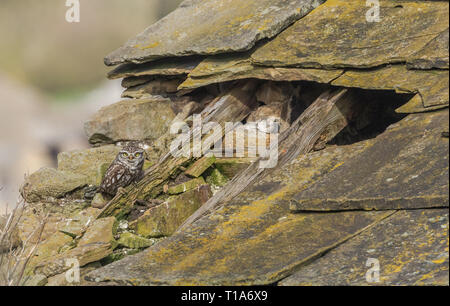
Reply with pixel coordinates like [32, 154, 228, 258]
[99, 143, 146, 196]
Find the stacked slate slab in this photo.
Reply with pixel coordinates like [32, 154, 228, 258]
[14, 0, 449, 286]
[82, 0, 450, 286]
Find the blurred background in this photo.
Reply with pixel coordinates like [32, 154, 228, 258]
[0, 0, 183, 212]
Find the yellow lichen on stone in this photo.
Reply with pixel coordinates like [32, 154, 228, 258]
[180, 53, 344, 90]
[140, 41, 160, 50]
[252, 0, 449, 69]
[331, 66, 449, 111]
[105, 0, 323, 66]
[280, 209, 448, 286]
[87, 141, 390, 285]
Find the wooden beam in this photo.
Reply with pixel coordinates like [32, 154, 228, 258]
[177, 88, 358, 231]
[185, 156, 216, 178]
[98, 80, 259, 219]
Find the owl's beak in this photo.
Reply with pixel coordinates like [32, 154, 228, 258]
[128, 156, 134, 160]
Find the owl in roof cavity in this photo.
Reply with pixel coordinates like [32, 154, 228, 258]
[99, 142, 146, 197]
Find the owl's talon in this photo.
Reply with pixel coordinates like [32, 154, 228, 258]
[117, 187, 127, 196]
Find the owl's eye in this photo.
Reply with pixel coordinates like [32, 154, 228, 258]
[135, 152, 141, 157]
[121, 152, 128, 157]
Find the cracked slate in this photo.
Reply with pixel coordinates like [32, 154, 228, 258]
[280, 209, 449, 286]
[179, 52, 344, 90]
[86, 106, 448, 286]
[251, 0, 449, 70]
[289, 109, 449, 212]
[107, 56, 203, 79]
[331, 65, 449, 110]
[85, 142, 393, 285]
[104, 0, 325, 65]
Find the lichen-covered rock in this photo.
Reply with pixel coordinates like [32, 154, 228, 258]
[280, 209, 449, 286]
[45, 262, 102, 286]
[214, 157, 255, 178]
[167, 177, 206, 195]
[33, 217, 117, 278]
[90, 193, 107, 209]
[78, 217, 117, 247]
[185, 156, 216, 178]
[84, 98, 177, 145]
[179, 52, 343, 90]
[108, 56, 202, 79]
[17, 212, 62, 245]
[104, 0, 325, 65]
[117, 232, 157, 249]
[205, 168, 229, 187]
[23, 274, 48, 286]
[407, 29, 449, 70]
[86, 109, 448, 285]
[289, 110, 449, 212]
[0, 215, 21, 253]
[331, 66, 449, 111]
[59, 207, 102, 238]
[34, 232, 74, 258]
[130, 185, 212, 238]
[20, 168, 89, 203]
[15, 206, 100, 249]
[34, 243, 113, 278]
[27, 232, 74, 272]
[23, 199, 90, 219]
[252, 0, 449, 69]
[122, 78, 183, 99]
[100, 248, 141, 266]
[57, 145, 121, 185]
[121, 75, 154, 88]
[178, 0, 449, 112]
[89, 208, 391, 285]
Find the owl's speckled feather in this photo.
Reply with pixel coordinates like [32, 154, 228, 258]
[99, 143, 145, 196]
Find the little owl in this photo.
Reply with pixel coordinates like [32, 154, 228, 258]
[99, 142, 146, 197]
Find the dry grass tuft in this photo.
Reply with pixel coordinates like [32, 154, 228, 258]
[0, 194, 47, 286]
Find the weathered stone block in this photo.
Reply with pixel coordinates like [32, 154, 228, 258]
[289, 110, 449, 211]
[59, 207, 102, 238]
[185, 156, 216, 178]
[57, 145, 120, 185]
[104, 0, 324, 65]
[252, 0, 449, 70]
[130, 185, 211, 238]
[27, 232, 74, 272]
[117, 232, 157, 249]
[20, 168, 88, 203]
[122, 78, 183, 99]
[205, 168, 229, 187]
[280, 209, 449, 286]
[167, 177, 206, 195]
[214, 158, 254, 178]
[34, 217, 116, 278]
[78, 217, 117, 247]
[84, 98, 176, 145]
